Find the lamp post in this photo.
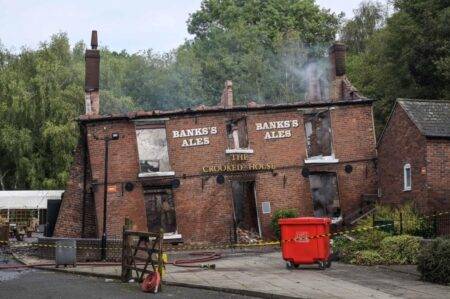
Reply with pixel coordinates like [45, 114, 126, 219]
[99, 132, 119, 261]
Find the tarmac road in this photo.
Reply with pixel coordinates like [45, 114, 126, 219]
[0, 269, 258, 299]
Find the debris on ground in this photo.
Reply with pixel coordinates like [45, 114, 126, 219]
[237, 228, 261, 244]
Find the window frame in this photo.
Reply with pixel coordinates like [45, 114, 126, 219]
[403, 163, 412, 191]
[302, 109, 338, 164]
[134, 118, 174, 178]
[225, 117, 254, 154]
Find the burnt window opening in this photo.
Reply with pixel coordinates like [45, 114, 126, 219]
[309, 173, 340, 218]
[303, 110, 333, 159]
[143, 189, 177, 234]
[135, 121, 173, 176]
[226, 118, 249, 150]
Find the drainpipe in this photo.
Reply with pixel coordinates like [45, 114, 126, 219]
[81, 124, 88, 238]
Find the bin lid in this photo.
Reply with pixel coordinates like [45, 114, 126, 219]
[278, 217, 331, 225]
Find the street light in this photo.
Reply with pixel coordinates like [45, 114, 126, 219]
[97, 132, 120, 261]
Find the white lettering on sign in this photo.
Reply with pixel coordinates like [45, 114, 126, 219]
[255, 120, 298, 140]
[172, 127, 217, 147]
[295, 232, 309, 243]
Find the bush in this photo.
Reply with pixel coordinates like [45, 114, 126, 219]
[350, 250, 385, 266]
[333, 230, 389, 262]
[356, 202, 432, 237]
[270, 208, 298, 240]
[380, 235, 421, 264]
[417, 238, 450, 285]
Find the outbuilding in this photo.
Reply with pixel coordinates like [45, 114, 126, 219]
[377, 99, 450, 219]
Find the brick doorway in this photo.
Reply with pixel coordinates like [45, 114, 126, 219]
[231, 180, 261, 242]
[309, 173, 341, 218]
[143, 189, 177, 234]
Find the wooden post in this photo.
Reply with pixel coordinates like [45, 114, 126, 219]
[121, 226, 131, 282]
[158, 228, 164, 290]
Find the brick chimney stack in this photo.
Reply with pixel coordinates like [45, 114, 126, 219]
[329, 42, 346, 101]
[220, 80, 233, 108]
[329, 42, 346, 78]
[85, 30, 100, 115]
[306, 56, 321, 102]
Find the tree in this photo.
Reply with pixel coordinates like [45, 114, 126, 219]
[0, 33, 83, 189]
[346, 0, 450, 133]
[340, 1, 388, 53]
[185, 0, 342, 103]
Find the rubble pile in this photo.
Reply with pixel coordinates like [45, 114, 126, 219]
[237, 228, 261, 244]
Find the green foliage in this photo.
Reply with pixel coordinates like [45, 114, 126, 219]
[0, 33, 83, 189]
[186, 0, 342, 103]
[417, 238, 450, 285]
[350, 250, 385, 266]
[335, 233, 421, 265]
[341, 1, 387, 53]
[333, 230, 388, 263]
[270, 208, 298, 240]
[346, 0, 450, 133]
[357, 202, 432, 237]
[379, 235, 421, 264]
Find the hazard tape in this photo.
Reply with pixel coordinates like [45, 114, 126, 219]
[0, 223, 390, 250]
[1, 210, 448, 251]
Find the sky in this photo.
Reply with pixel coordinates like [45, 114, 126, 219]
[0, 0, 386, 54]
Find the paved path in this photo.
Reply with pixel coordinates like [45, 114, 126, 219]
[12, 251, 450, 299]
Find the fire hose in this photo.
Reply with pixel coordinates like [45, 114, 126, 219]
[0, 252, 222, 270]
[169, 251, 222, 269]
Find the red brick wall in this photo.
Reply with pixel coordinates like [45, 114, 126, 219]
[426, 139, 450, 213]
[54, 140, 97, 238]
[331, 105, 378, 215]
[85, 121, 148, 238]
[378, 105, 428, 207]
[55, 102, 377, 243]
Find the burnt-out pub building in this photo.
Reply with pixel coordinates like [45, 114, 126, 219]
[54, 32, 378, 244]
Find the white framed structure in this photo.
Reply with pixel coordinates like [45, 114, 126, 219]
[0, 190, 64, 226]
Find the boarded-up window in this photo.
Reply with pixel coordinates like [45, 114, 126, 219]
[143, 190, 177, 233]
[304, 111, 332, 158]
[136, 127, 171, 174]
[226, 118, 248, 149]
[309, 173, 340, 218]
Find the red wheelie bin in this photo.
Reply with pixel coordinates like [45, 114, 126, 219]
[278, 217, 331, 269]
